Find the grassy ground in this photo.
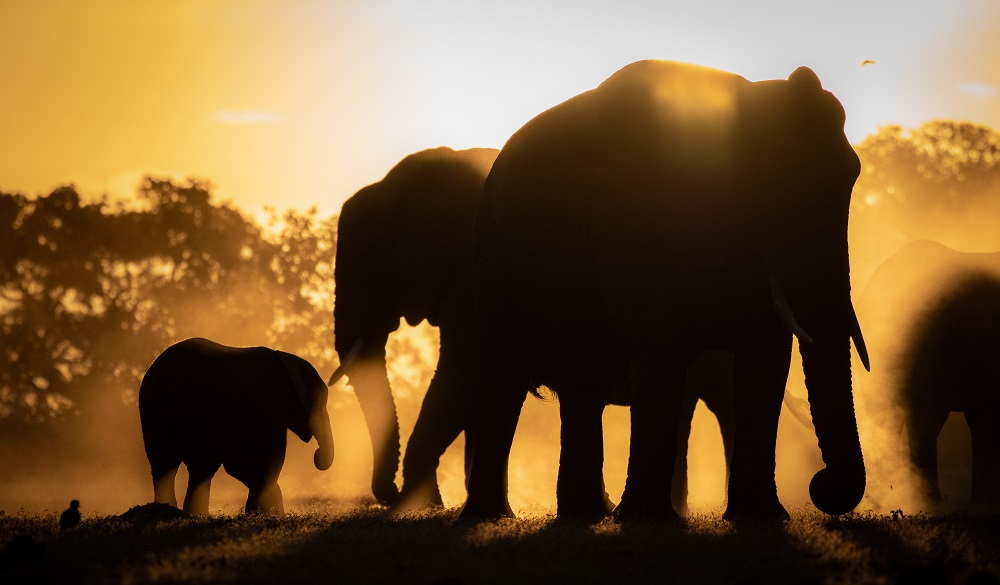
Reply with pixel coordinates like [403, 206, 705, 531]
[2, 500, 999, 585]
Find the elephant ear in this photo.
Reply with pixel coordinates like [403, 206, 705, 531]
[278, 351, 312, 438]
[788, 66, 822, 90]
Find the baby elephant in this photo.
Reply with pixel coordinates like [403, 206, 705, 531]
[139, 338, 335, 514]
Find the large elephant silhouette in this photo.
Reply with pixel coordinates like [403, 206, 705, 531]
[461, 60, 869, 522]
[856, 240, 1000, 506]
[139, 338, 335, 514]
[329, 147, 499, 510]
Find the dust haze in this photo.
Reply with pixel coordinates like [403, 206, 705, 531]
[2, 121, 999, 517]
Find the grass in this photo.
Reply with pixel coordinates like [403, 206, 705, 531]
[2, 501, 999, 585]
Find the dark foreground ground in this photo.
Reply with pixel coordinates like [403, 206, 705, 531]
[1, 500, 999, 585]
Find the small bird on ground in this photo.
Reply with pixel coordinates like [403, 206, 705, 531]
[59, 500, 81, 530]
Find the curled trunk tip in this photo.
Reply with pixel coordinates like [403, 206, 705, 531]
[310, 392, 335, 471]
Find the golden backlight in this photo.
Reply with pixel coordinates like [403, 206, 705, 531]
[2, 1, 1000, 518]
[2, 2, 998, 213]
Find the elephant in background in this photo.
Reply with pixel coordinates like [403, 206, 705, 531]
[856, 240, 1000, 506]
[138, 338, 334, 515]
[462, 60, 868, 523]
[330, 147, 499, 510]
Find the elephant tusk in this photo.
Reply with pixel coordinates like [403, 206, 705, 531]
[783, 390, 815, 432]
[850, 308, 871, 372]
[327, 337, 365, 386]
[769, 275, 814, 344]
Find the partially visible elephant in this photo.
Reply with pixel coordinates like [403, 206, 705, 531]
[856, 240, 1000, 506]
[330, 147, 499, 509]
[462, 60, 869, 523]
[138, 338, 335, 514]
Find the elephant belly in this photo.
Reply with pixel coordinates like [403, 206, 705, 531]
[490, 242, 619, 387]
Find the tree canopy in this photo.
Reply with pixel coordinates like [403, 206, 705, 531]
[850, 120, 1000, 284]
[0, 178, 337, 429]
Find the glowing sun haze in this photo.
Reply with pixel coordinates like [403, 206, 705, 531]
[1, 0, 998, 216]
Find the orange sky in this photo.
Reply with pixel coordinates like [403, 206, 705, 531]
[2, 0, 998, 216]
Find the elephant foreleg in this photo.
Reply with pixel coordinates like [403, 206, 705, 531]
[614, 359, 687, 523]
[229, 433, 286, 515]
[906, 407, 948, 503]
[183, 465, 218, 515]
[247, 483, 284, 515]
[964, 410, 1000, 506]
[724, 336, 791, 522]
[397, 348, 471, 511]
[459, 374, 526, 521]
[557, 391, 612, 520]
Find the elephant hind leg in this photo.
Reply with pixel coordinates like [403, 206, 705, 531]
[965, 410, 1000, 506]
[557, 391, 612, 521]
[459, 373, 527, 521]
[151, 462, 180, 507]
[671, 376, 703, 516]
[678, 350, 736, 514]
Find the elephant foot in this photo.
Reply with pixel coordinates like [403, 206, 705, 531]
[393, 483, 445, 514]
[372, 482, 402, 508]
[726, 473, 790, 523]
[457, 496, 515, 523]
[722, 495, 789, 524]
[556, 492, 615, 523]
[603, 491, 616, 516]
[245, 484, 284, 515]
[612, 497, 680, 524]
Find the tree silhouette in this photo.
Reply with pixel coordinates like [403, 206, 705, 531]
[0, 178, 337, 434]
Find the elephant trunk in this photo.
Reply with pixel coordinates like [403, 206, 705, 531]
[333, 280, 401, 505]
[800, 331, 865, 515]
[311, 390, 335, 471]
[348, 343, 402, 506]
[767, 212, 866, 515]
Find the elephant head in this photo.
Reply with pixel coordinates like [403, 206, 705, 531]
[735, 66, 868, 515]
[330, 147, 498, 505]
[278, 351, 335, 470]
